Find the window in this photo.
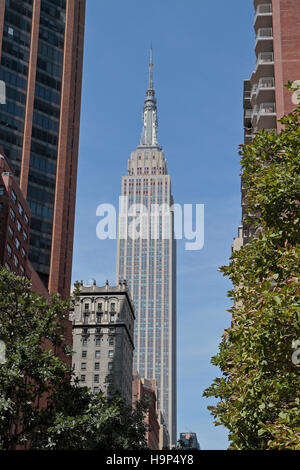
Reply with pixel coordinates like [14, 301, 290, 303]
[23, 230, 28, 242]
[8, 225, 14, 239]
[82, 351, 87, 358]
[80, 375, 86, 382]
[82, 338, 87, 346]
[84, 313, 89, 325]
[16, 220, 22, 232]
[98, 303, 102, 311]
[18, 202, 23, 216]
[94, 375, 99, 383]
[96, 312, 102, 324]
[95, 350, 100, 358]
[0, 185, 4, 196]
[95, 363, 100, 370]
[108, 350, 114, 358]
[109, 338, 114, 346]
[15, 238, 20, 250]
[10, 208, 15, 222]
[85, 303, 89, 310]
[81, 363, 86, 370]
[20, 265, 24, 276]
[108, 363, 113, 371]
[110, 314, 115, 323]
[95, 338, 100, 346]
[24, 214, 29, 225]
[111, 303, 115, 312]
[13, 255, 18, 267]
[21, 248, 26, 259]
[6, 244, 12, 258]
[11, 190, 17, 203]
[93, 387, 99, 394]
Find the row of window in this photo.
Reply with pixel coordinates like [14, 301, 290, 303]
[33, 111, 59, 132]
[80, 362, 113, 372]
[30, 154, 57, 176]
[84, 302, 116, 312]
[81, 337, 115, 347]
[0, 67, 27, 89]
[35, 83, 60, 105]
[2, 38, 30, 63]
[28, 200, 53, 221]
[3, 24, 31, 49]
[83, 314, 116, 325]
[1, 54, 28, 78]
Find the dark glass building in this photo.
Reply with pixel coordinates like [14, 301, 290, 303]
[0, 0, 86, 297]
[179, 432, 200, 450]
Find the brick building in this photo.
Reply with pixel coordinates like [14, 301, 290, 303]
[132, 374, 160, 450]
[0, 150, 47, 296]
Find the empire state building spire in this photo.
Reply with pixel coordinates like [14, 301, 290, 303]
[138, 45, 161, 150]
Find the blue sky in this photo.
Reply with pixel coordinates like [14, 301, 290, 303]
[72, 0, 255, 450]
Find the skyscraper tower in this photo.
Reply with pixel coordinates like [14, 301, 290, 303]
[234, 0, 300, 250]
[116, 47, 177, 445]
[0, 0, 86, 297]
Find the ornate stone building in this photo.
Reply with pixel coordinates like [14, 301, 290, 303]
[70, 281, 135, 405]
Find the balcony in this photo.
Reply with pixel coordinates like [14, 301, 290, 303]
[255, 28, 273, 55]
[254, 0, 272, 8]
[257, 102, 276, 129]
[255, 52, 274, 80]
[256, 77, 275, 103]
[254, 4, 272, 31]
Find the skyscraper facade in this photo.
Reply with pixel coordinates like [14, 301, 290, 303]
[0, 0, 86, 297]
[116, 49, 177, 445]
[234, 0, 300, 250]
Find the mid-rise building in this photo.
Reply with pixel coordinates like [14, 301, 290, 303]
[0, 0, 86, 297]
[116, 47, 177, 444]
[0, 149, 48, 296]
[132, 373, 160, 450]
[70, 281, 135, 405]
[179, 432, 200, 450]
[234, 0, 300, 249]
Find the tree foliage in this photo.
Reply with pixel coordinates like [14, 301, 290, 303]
[204, 88, 300, 450]
[0, 268, 147, 450]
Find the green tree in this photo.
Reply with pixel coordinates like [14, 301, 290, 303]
[0, 268, 147, 450]
[204, 86, 300, 450]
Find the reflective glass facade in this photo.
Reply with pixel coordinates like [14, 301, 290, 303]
[0, 0, 86, 295]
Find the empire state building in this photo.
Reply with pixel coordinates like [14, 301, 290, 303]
[116, 48, 177, 445]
